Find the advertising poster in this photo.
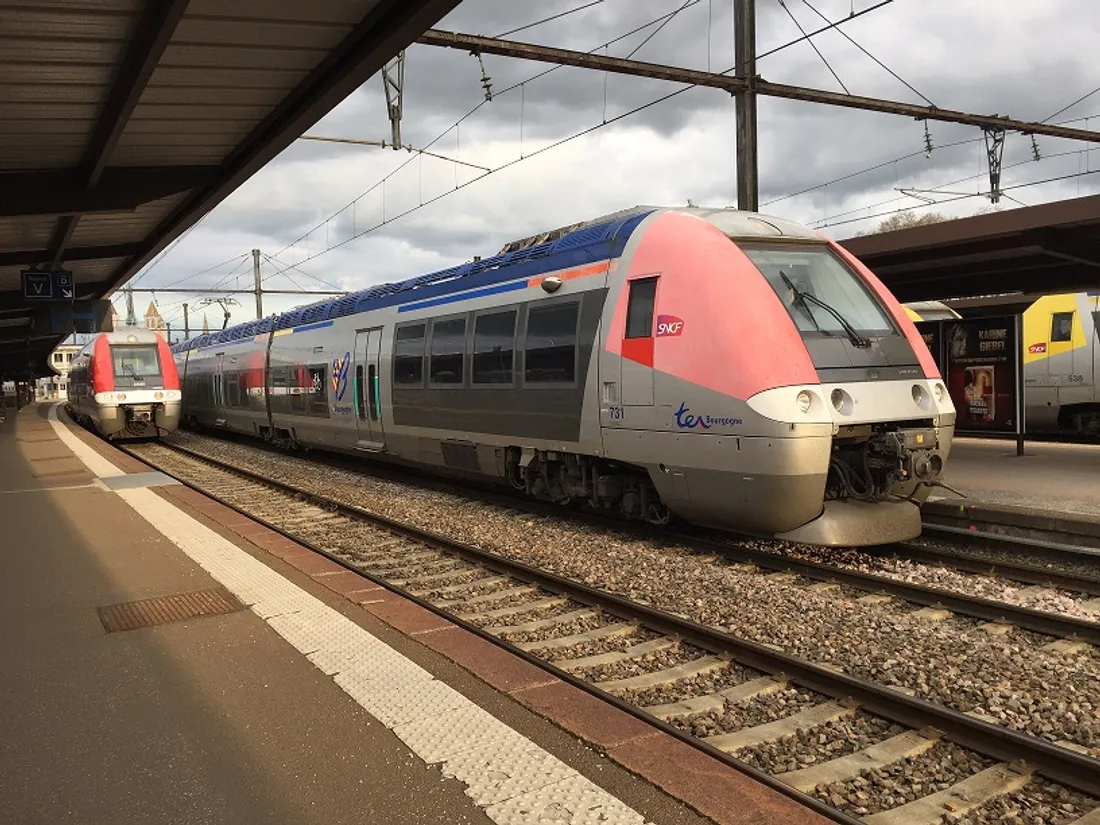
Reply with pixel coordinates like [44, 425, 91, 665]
[915, 320, 945, 376]
[943, 315, 1020, 433]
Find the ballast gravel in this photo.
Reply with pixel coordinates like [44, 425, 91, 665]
[619, 661, 760, 709]
[808, 741, 994, 818]
[735, 714, 904, 776]
[166, 432, 1100, 753]
[745, 541, 1100, 620]
[672, 686, 821, 738]
[958, 779, 1100, 825]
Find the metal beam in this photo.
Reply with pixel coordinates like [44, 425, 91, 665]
[105, 0, 462, 300]
[0, 166, 217, 218]
[46, 0, 190, 266]
[418, 29, 1100, 145]
[84, 1, 190, 188]
[0, 243, 145, 268]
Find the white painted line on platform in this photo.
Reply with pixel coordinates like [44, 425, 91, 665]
[47, 406, 651, 825]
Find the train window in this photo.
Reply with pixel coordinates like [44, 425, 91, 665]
[226, 371, 240, 407]
[1051, 312, 1074, 342]
[473, 310, 516, 384]
[524, 302, 579, 384]
[307, 365, 328, 416]
[430, 317, 466, 385]
[368, 364, 380, 421]
[239, 373, 250, 408]
[739, 243, 896, 336]
[394, 324, 425, 386]
[625, 278, 658, 339]
[112, 345, 161, 378]
[356, 365, 366, 419]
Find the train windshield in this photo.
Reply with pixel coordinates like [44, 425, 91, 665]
[738, 243, 897, 337]
[112, 345, 161, 378]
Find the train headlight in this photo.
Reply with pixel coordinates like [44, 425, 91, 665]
[116, 393, 126, 401]
[154, 391, 164, 400]
[933, 382, 945, 402]
[912, 384, 932, 411]
[796, 390, 813, 413]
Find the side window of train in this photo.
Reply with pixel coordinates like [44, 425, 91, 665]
[625, 277, 658, 339]
[525, 301, 579, 384]
[307, 364, 328, 417]
[473, 310, 517, 385]
[394, 324, 425, 386]
[1051, 311, 1074, 342]
[226, 371, 240, 407]
[430, 317, 467, 386]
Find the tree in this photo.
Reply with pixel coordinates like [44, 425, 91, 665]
[855, 211, 946, 235]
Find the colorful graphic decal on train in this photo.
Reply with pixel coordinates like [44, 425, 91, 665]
[331, 352, 351, 400]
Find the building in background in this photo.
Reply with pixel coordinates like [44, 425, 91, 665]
[144, 302, 166, 333]
[36, 342, 82, 401]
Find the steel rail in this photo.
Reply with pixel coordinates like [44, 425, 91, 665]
[125, 440, 1100, 801]
[670, 531, 1100, 645]
[122, 441, 859, 825]
[890, 540, 1100, 597]
[157, 429, 1100, 641]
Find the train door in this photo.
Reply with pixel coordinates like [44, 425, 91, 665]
[353, 327, 385, 451]
[620, 275, 658, 408]
[213, 352, 225, 407]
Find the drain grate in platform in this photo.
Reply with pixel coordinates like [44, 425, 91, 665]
[97, 587, 243, 633]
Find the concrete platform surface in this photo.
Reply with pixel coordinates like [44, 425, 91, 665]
[1, 404, 827, 825]
[934, 437, 1100, 518]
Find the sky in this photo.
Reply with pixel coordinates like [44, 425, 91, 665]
[123, 0, 1100, 338]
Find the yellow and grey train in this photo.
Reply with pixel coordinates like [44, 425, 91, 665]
[905, 293, 1100, 435]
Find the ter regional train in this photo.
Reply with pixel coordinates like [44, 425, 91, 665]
[68, 327, 181, 439]
[172, 206, 956, 547]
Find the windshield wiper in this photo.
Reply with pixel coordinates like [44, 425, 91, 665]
[780, 271, 872, 348]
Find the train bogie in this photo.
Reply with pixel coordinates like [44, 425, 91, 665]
[172, 205, 956, 547]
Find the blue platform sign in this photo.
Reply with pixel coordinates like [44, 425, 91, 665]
[21, 269, 74, 301]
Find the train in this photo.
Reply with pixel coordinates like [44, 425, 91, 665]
[171, 205, 956, 547]
[905, 293, 1100, 436]
[67, 327, 181, 439]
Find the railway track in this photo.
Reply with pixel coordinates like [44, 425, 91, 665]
[125, 439, 1100, 825]
[169, 427, 1100, 644]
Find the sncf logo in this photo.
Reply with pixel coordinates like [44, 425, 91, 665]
[1029, 343, 1047, 354]
[656, 314, 684, 337]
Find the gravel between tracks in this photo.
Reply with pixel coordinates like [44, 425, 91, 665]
[672, 687, 822, 737]
[750, 541, 1100, 619]
[163, 433, 1100, 753]
[809, 741, 994, 818]
[735, 714, 904, 776]
[958, 779, 1100, 825]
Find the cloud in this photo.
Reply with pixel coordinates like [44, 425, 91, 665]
[131, 0, 1100, 339]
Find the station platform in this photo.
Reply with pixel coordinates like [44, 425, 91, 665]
[931, 436, 1100, 520]
[0, 403, 822, 825]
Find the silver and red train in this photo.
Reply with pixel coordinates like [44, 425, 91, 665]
[68, 327, 181, 439]
[171, 206, 956, 546]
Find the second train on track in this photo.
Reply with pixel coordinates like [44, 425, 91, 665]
[171, 205, 956, 546]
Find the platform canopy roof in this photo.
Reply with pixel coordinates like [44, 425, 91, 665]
[838, 193, 1100, 304]
[0, 0, 459, 378]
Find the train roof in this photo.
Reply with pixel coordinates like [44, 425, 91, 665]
[169, 205, 824, 354]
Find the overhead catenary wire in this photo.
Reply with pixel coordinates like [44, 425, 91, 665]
[273, 1, 712, 262]
[1043, 85, 1100, 124]
[778, 0, 849, 94]
[762, 109, 1100, 209]
[495, 1, 606, 39]
[800, 0, 934, 106]
[812, 167, 1100, 231]
[270, 0, 892, 274]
